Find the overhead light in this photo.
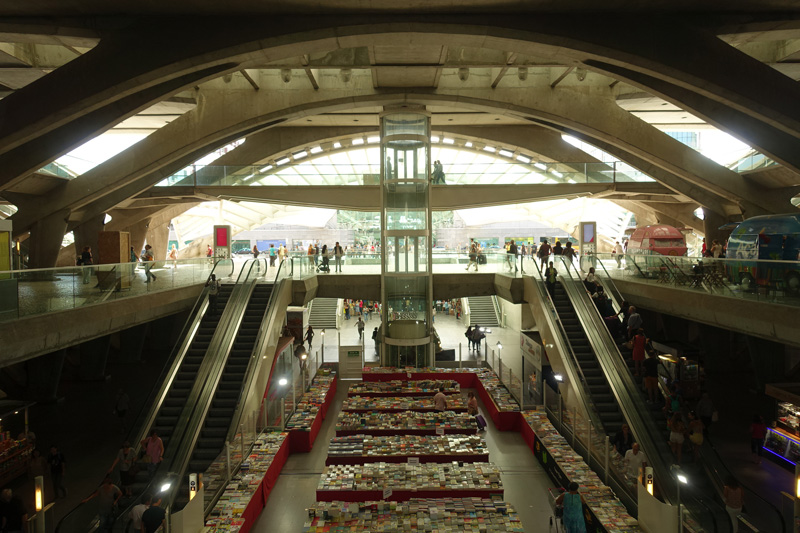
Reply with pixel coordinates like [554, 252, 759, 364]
[259, 165, 273, 173]
[431, 136, 441, 143]
[516, 155, 531, 163]
[279, 378, 288, 386]
[160, 483, 172, 493]
[694, 207, 705, 220]
[442, 138, 455, 145]
[677, 474, 688, 484]
[498, 149, 514, 158]
[465, 141, 473, 148]
[242, 174, 256, 182]
[554, 373, 564, 382]
[333, 142, 342, 149]
[293, 151, 307, 159]
[496, 342, 503, 350]
[483, 146, 496, 153]
[549, 169, 564, 178]
[276, 157, 290, 165]
[352, 138, 364, 145]
[534, 162, 546, 170]
[310, 146, 323, 154]
[367, 136, 380, 144]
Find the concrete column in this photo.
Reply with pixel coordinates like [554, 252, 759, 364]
[702, 210, 732, 249]
[127, 218, 150, 258]
[78, 335, 111, 381]
[27, 209, 68, 269]
[145, 223, 170, 262]
[72, 215, 105, 264]
[25, 349, 66, 403]
[119, 324, 148, 362]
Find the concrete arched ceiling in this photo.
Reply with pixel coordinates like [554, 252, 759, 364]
[1, 14, 800, 192]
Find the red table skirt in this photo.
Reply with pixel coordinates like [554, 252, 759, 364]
[520, 420, 536, 453]
[342, 407, 467, 413]
[347, 391, 460, 397]
[289, 376, 338, 453]
[362, 372, 478, 388]
[325, 453, 489, 465]
[238, 436, 290, 533]
[336, 428, 476, 436]
[316, 488, 503, 502]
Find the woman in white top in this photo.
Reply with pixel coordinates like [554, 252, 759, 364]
[612, 241, 623, 267]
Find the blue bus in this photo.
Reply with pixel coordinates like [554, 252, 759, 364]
[725, 214, 800, 293]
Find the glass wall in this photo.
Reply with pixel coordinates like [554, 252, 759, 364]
[380, 111, 433, 368]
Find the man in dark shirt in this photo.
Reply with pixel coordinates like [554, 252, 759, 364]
[47, 445, 66, 498]
[506, 240, 518, 273]
[643, 352, 660, 404]
[141, 497, 166, 533]
[0, 489, 27, 533]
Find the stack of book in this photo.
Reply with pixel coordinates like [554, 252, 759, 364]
[303, 497, 524, 532]
[474, 368, 520, 412]
[336, 410, 476, 432]
[523, 408, 641, 532]
[342, 395, 467, 411]
[348, 380, 460, 395]
[327, 434, 488, 458]
[284, 371, 337, 431]
[206, 432, 288, 532]
[317, 462, 503, 492]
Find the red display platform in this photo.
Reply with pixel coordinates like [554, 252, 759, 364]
[315, 488, 503, 502]
[325, 453, 489, 465]
[361, 370, 520, 432]
[342, 407, 467, 413]
[347, 390, 459, 397]
[289, 376, 338, 453]
[238, 436, 291, 533]
[336, 428, 476, 436]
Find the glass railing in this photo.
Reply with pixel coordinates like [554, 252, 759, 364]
[0, 257, 233, 323]
[729, 152, 778, 173]
[583, 252, 800, 307]
[153, 161, 655, 188]
[288, 251, 530, 277]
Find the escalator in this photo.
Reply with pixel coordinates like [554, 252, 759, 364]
[552, 259, 730, 531]
[152, 284, 234, 448]
[178, 282, 274, 506]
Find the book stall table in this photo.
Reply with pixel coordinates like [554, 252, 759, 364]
[522, 408, 642, 533]
[347, 379, 460, 397]
[205, 432, 290, 533]
[325, 434, 488, 465]
[335, 410, 477, 437]
[341, 395, 467, 413]
[286, 371, 338, 453]
[360, 367, 521, 431]
[316, 462, 503, 502]
[303, 497, 525, 532]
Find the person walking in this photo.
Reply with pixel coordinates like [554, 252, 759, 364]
[80, 245, 94, 284]
[372, 327, 380, 354]
[304, 326, 314, 349]
[319, 244, 330, 273]
[723, 477, 744, 533]
[668, 413, 687, 464]
[355, 317, 365, 340]
[563, 241, 576, 263]
[142, 244, 156, 282]
[552, 240, 563, 257]
[631, 329, 647, 377]
[269, 244, 276, 267]
[472, 326, 485, 356]
[82, 475, 121, 532]
[750, 414, 767, 464]
[538, 240, 551, 270]
[465, 326, 474, 351]
[626, 306, 642, 339]
[108, 441, 136, 497]
[467, 392, 478, 416]
[307, 243, 315, 272]
[333, 242, 344, 272]
[206, 245, 213, 264]
[47, 445, 67, 498]
[129, 246, 139, 277]
[466, 239, 479, 271]
[252, 244, 260, 260]
[141, 430, 163, 478]
[433, 387, 448, 411]
[555, 482, 587, 533]
[507, 240, 518, 273]
[612, 240, 623, 267]
[168, 244, 178, 269]
[205, 274, 221, 314]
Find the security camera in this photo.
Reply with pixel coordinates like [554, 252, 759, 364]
[575, 68, 587, 82]
[281, 69, 292, 83]
[458, 68, 470, 82]
[517, 67, 528, 81]
[339, 68, 352, 83]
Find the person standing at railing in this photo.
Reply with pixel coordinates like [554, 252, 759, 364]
[711, 239, 724, 259]
[333, 241, 344, 272]
[79, 245, 93, 284]
[168, 244, 178, 269]
[307, 244, 315, 273]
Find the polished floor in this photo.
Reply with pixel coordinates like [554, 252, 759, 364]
[250, 379, 556, 532]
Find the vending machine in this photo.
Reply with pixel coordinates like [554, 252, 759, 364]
[213, 225, 232, 260]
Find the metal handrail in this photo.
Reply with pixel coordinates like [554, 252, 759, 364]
[55, 259, 235, 533]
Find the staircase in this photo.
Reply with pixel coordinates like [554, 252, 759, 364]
[550, 282, 624, 434]
[467, 296, 499, 327]
[152, 284, 234, 450]
[308, 298, 339, 329]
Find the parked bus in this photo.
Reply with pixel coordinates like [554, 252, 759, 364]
[626, 225, 688, 256]
[725, 213, 800, 293]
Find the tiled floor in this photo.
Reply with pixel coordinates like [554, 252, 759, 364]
[250, 380, 556, 532]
